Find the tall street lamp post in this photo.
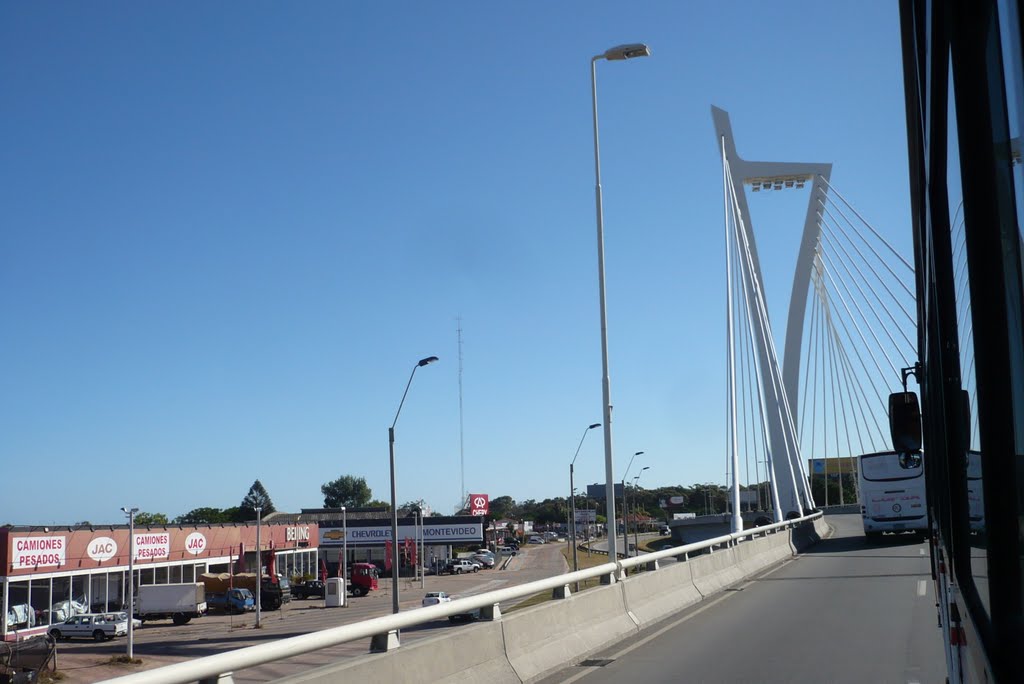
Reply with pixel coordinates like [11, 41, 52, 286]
[569, 422, 601, 590]
[633, 466, 649, 556]
[341, 506, 347, 606]
[622, 451, 643, 557]
[255, 506, 262, 628]
[389, 355, 439, 617]
[591, 42, 650, 568]
[120, 506, 138, 660]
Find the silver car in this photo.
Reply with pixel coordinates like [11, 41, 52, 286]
[49, 613, 127, 641]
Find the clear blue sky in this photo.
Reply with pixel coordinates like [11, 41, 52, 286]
[0, 2, 910, 525]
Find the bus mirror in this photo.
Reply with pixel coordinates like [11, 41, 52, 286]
[889, 391, 921, 452]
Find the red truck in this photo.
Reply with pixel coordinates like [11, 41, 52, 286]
[347, 563, 379, 597]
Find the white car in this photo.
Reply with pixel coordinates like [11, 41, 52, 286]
[422, 591, 453, 607]
[110, 611, 142, 630]
[528, 536, 545, 544]
[49, 613, 127, 641]
[497, 545, 517, 555]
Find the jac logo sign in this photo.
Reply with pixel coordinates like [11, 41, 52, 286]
[87, 537, 118, 562]
[470, 494, 489, 516]
[185, 532, 207, 555]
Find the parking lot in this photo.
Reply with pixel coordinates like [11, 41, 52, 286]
[45, 543, 568, 683]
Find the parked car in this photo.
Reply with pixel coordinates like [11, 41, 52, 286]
[110, 611, 141, 630]
[448, 607, 481, 623]
[659, 525, 671, 536]
[497, 545, 517, 556]
[49, 613, 127, 641]
[528, 536, 545, 544]
[444, 559, 481, 574]
[421, 591, 453, 607]
[291, 580, 327, 599]
[472, 554, 495, 569]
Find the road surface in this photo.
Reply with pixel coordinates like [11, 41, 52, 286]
[542, 513, 945, 684]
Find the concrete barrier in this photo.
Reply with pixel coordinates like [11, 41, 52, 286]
[282, 620, 519, 684]
[688, 544, 748, 596]
[280, 517, 828, 684]
[619, 556, 702, 628]
[502, 583, 638, 682]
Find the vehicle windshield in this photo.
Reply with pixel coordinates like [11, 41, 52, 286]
[861, 451, 924, 481]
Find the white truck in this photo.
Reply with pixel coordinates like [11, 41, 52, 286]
[136, 583, 208, 625]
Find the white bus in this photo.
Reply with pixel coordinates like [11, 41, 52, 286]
[858, 450, 927, 537]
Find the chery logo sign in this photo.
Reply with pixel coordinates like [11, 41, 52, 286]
[470, 494, 489, 516]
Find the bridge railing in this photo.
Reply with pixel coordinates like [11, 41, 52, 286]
[104, 511, 823, 684]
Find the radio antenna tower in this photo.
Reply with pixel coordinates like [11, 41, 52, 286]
[457, 316, 466, 510]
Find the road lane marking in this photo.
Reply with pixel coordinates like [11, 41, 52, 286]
[916, 580, 927, 597]
[919, 548, 925, 555]
[557, 558, 797, 684]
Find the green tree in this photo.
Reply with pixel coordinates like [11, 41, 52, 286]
[239, 480, 276, 519]
[133, 512, 168, 526]
[173, 507, 230, 524]
[321, 475, 372, 508]
[399, 499, 426, 514]
[367, 499, 391, 510]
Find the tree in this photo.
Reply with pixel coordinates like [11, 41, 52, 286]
[173, 507, 231, 524]
[239, 480, 276, 519]
[399, 499, 426, 514]
[321, 475, 372, 508]
[133, 512, 168, 526]
[367, 499, 391, 510]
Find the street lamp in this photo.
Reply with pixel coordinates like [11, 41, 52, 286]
[120, 506, 138, 660]
[341, 506, 347, 605]
[622, 451, 643, 557]
[569, 422, 601, 590]
[633, 466, 649, 556]
[591, 42, 650, 567]
[389, 355, 439, 617]
[254, 506, 262, 628]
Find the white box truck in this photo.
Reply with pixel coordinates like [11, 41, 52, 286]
[136, 583, 208, 625]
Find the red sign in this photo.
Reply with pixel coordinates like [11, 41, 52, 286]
[469, 494, 489, 516]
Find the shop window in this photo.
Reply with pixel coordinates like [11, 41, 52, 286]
[6, 581, 31, 630]
[29, 579, 52, 627]
[155, 566, 168, 584]
[50, 576, 73, 622]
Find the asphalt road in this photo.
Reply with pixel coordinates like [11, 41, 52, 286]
[542, 513, 946, 684]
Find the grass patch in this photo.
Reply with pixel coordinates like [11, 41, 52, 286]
[107, 655, 143, 666]
[38, 671, 67, 683]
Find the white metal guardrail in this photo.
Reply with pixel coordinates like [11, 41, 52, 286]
[103, 511, 823, 684]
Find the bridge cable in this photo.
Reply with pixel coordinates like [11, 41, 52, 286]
[816, 251, 900, 381]
[830, 320, 889, 449]
[727, 160, 809, 513]
[818, 207, 917, 337]
[826, 288, 845, 505]
[815, 197, 916, 302]
[818, 226, 913, 364]
[817, 175, 915, 272]
[725, 159, 785, 517]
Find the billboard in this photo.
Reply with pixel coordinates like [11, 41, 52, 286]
[586, 483, 624, 499]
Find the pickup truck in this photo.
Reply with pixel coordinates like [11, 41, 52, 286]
[291, 580, 326, 600]
[442, 559, 480, 575]
[206, 588, 255, 614]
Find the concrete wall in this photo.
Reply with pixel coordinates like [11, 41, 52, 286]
[281, 518, 830, 684]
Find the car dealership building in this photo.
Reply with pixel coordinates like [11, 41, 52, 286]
[0, 521, 319, 641]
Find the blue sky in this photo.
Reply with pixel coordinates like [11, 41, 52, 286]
[0, 2, 910, 525]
